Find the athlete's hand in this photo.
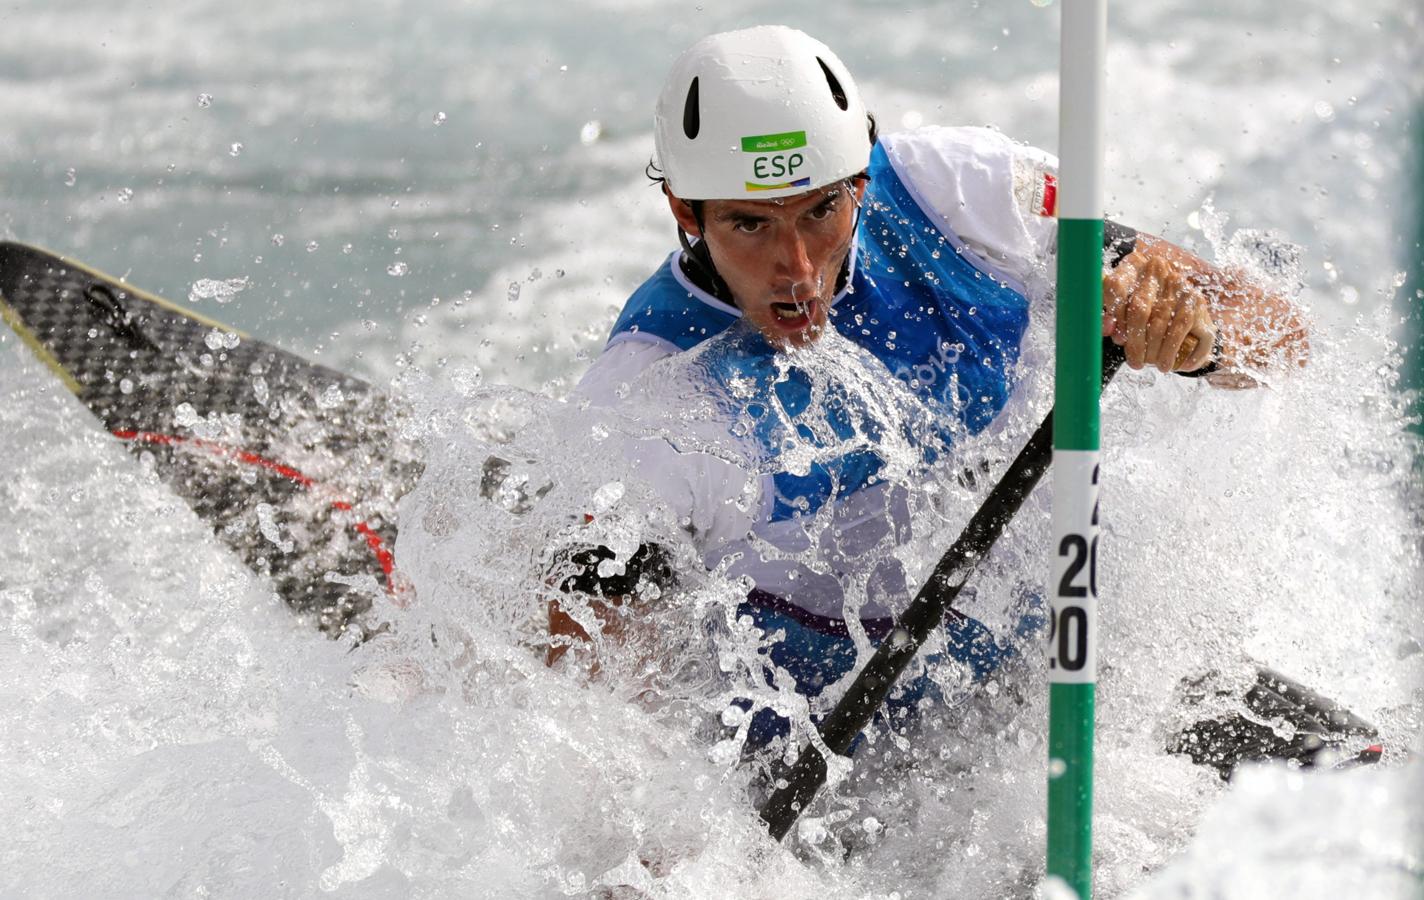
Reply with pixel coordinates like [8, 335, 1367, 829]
[1102, 246, 1216, 373]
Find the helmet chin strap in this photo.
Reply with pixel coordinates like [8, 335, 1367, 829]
[676, 176, 867, 310]
[676, 205, 735, 304]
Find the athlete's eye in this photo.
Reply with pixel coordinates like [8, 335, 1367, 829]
[731, 219, 764, 234]
[808, 200, 839, 220]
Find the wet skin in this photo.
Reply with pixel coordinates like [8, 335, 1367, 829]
[666, 180, 867, 350]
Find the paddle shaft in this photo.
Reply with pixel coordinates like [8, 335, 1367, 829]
[758, 339, 1128, 842]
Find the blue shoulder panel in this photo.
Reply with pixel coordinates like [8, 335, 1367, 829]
[835, 143, 1031, 435]
[607, 253, 738, 352]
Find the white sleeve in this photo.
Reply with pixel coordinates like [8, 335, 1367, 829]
[617, 430, 759, 551]
[880, 126, 1059, 287]
[580, 347, 762, 552]
[571, 338, 678, 407]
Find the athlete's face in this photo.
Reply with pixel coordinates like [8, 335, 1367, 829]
[668, 179, 866, 349]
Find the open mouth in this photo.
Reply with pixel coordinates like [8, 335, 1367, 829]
[770, 299, 815, 328]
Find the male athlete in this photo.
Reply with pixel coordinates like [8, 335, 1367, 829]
[549, 27, 1306, 747]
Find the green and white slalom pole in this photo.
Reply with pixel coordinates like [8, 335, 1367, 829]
[1048, 1, 1106, 897]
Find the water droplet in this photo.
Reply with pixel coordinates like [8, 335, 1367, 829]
[387, 261, 409, 277]
[1313, 100, 1335, 123]
[432, 111, 447, 125]
[229, 142, 244, 157]
[187, 276, 250, 305]
[452, 366, 483, 395]
[305, 240, 319, 253]
[507, 281, 521, 302]
[555, 269, 566, 278]
[255, 503, 295, 552]
[196, 93, 213, 108]
[173, 402, 200, 427]
[579, 120, 603, 145]
[591, 481, 625, 513]
[317, 384, 344, 409]
[271, 233, 285, 247]
[117, 188, 134, 204]
[341, 243, 353, 254]
[119, 378, 134, 394]
[388, 227, 400, 240]
[63, 168, 76, 187]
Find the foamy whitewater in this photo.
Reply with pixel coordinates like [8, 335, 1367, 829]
[1, 1, 1420, 897]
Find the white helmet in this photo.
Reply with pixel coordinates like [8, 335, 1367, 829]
[653, 26, 871, 201]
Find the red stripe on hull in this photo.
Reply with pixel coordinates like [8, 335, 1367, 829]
[113, 430, 399, 596]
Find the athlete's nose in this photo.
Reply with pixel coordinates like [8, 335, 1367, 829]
[773, 225, 817, 289]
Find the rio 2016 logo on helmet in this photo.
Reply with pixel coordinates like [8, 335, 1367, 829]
[654, 26, 872, 201]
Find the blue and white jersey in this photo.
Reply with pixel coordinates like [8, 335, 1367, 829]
[577, 126, 1059, 623]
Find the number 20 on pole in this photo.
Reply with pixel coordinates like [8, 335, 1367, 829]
[1049, 456, 1099, 681]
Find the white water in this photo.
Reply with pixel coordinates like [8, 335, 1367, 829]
[1, 1, 1421, 897]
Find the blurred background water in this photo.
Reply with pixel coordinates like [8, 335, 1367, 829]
[3, 0, 1417, 388]
[1, 1, 1421, 897]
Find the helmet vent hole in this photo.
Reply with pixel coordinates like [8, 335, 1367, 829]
[816, 57, 849, 111]
[683, 77, 701, 139]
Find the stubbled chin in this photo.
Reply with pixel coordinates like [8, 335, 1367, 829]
[760, 317, 827, 350]
[783, 322, 826, 348]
